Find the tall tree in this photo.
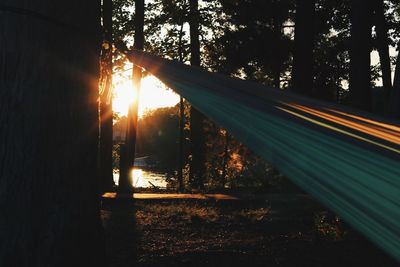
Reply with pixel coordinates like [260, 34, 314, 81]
[271, 14, 284, 89]
[99, 0, 115, 192]
[189, 0, 207, 189]
[373, 0, 392, 112]
[138, 0, 191, 191]
[122, 0, 145, 191]
[211, 0, 292, 87]
[178, 13, 186, 192]
[349, 0, 373, 111]
[390, 42, 400, 117]
[311, 0, 351, 102]
[0, 1, 105, 266]
[292, 0, 316, 96]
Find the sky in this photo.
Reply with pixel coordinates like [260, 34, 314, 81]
[371, 46, 397, 86]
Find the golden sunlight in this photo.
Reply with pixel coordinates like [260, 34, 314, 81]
[112, 67, 180, 117]
[131, 169, 144, 187]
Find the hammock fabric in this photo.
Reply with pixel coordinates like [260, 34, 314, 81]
[126, 50, 400, 261]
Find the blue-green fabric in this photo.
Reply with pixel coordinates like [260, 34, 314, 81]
[128, 50, 400, 261]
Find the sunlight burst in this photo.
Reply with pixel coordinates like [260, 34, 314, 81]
[113, 71, 180, 118]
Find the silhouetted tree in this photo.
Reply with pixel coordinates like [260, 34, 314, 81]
[178, 11, 186, 192]
[373, 0, 392, 112]
[0, 1, 106, 266]
[391, 41, 400, 117]
[145, 0, 191, 60]
[122, 0, 145, 191]
[310, 0, 350, 101]
[292, 0, 315, 96]
[211, 0, 293, 87]
[349, 0, 373, 111]
[189, 0, 207, 190]
[99, 0, 115, 192]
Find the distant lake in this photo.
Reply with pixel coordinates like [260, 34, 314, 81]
[113, 169, 168, 188]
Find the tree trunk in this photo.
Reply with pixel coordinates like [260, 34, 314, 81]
[349, 0, 373, 111]
[220, 132, 231, 188]
[178, 22, 185, 193]
[189, 0, 206, 190]
[99, 0, 115, 193]
[373, 0, 392, 113]
[0, 2, 105, 267]
[292, 0, 315, 96]
[272, 17, 283, 89]
[122, 0, 144, 192]
[390, 41, 400, 118]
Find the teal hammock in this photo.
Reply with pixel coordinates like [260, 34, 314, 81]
[126, 50, 400, 261]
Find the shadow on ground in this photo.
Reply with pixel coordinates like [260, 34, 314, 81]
[101, 194, 397, 267]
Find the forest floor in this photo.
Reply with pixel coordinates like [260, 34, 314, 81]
[100, 192, 397, 267]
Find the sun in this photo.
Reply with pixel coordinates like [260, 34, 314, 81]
[112, 78, 138, 116]
[112, 66, 180, 118]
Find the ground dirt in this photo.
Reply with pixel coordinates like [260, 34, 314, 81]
[101, 193, 397, 267]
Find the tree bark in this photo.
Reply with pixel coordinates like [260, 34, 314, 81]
[178, 21, 185, 192]
[122, 0, 144, 192]
[0, 1, 105, 267]
[189, 0, 206, 190]
[292, 0, 315, 96]
[373, 0, 392, 113]
[99, 0, 115, 193]
[220, 132, 231, 188]
[272, 16, 283, 89]
[349, 0, 373, 111]
[390, 41, 400, 118]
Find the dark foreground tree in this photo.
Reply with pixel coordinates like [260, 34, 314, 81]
[292, 0, 315, 96]
[349, 0, 373, 111]
[189, 0, 207, 189]
[0, 2, 105, 267]
[99, 0, 115, 192]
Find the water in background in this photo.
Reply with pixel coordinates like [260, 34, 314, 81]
[113, 168, 167, 188]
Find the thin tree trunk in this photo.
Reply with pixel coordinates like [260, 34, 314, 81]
[0, 2, 105, 266]
[349, 0, 373, 111]
[189, 0, 206, 190]
[220, 132, 230, 188]
[272, 17, 283, 89]
[390, 41, 400, 117]
[122, 0, 144, 191]
[189, 0, 201, 68]
[178, 21, 185, 193]
[292, 0, 315, 96]
[99, 0, 115, 192]
[373, 0, 392, 113]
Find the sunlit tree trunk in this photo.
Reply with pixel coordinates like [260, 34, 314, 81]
[349, 0, 373, 111]
[189, 0, 206, 190]
[292, 0, 315, 96]
[0, 1, 105, 266]
[122, 0, 144, 192]
[373, 0, 392, 113]
[99, 0, 115, 192]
